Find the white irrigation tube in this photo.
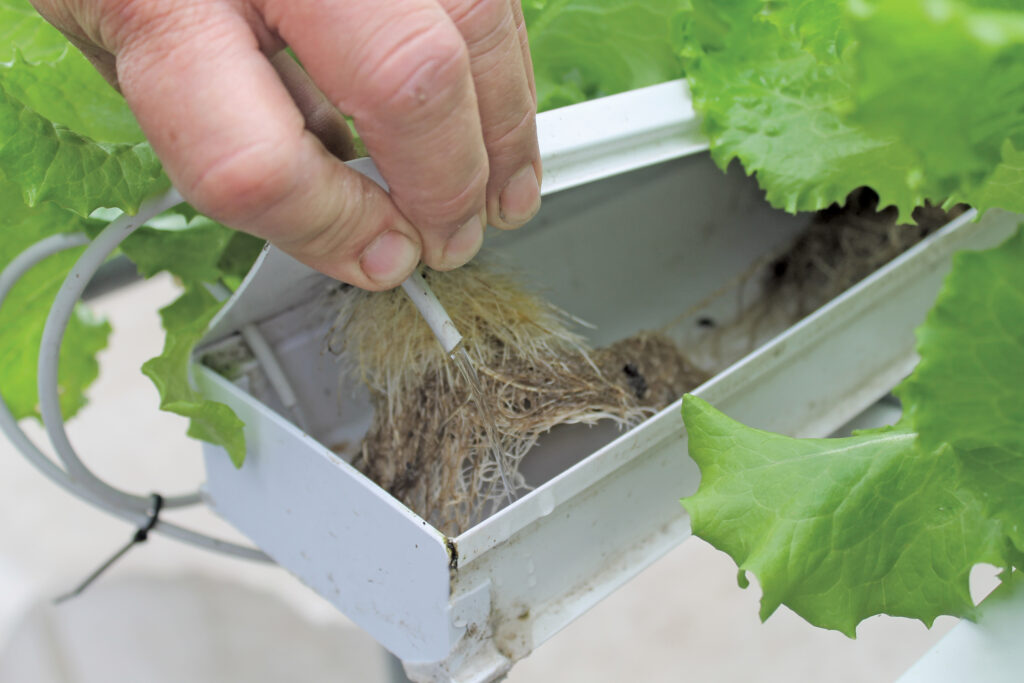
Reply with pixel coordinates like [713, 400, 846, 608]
[205, 282, 310, 432]
[0, 191, 270, 561]
[239, 324, 310, 432]
[37, 189, 201, 512]
[0, 232, 268, 560]
[401, 267, 463, 355]
[0, 233, 90, 489]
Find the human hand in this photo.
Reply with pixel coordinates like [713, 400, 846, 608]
[31, 0, 541, 290]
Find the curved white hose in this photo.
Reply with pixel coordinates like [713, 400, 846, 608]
[0, 195, 269, 561]
[37, 190, 199, 511]
[239, 324, 310, 432]
[204, 282, 310, 432]
[401, 268, 463, 355]
[0, 233, 90, 489]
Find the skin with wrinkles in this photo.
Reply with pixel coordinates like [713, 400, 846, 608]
[31, 0, 542, 290]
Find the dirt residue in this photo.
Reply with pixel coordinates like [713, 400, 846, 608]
[688, 189, 970, 369]
[763, 188, 968, 319]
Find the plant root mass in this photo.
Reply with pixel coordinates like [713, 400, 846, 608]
[327, 189, 965, 535]
[329, 263, 707, 535]
[763, 189, 968, 319]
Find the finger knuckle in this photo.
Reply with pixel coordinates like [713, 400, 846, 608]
[444, 0, 513, 54]
[289, 191, 369, 259]
[112, 3, 234, 89]
[399, 162, 488, 227]
[356, 22, 468, 119]
[188, 141, 298, 224]
[97, 0, 189, 51]
[485, 103, 535, 155]
[92, 0, 151, 48]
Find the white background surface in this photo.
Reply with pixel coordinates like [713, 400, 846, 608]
[0, 274, 968, 682]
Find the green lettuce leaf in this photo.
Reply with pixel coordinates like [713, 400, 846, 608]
[2, 49, 145, 143]
[970, 140, 1024, 215]
[525, 0, 687, 111]
[899, 228, 1024, 457]
[0, 0, 68, 62]
[762, 0, 850, 60]
[682, 398, 1003, 635]
[676, 0, 928, 220]
[0, 1, 254, 463]
[0, 1, 120, 420]
[681, 227, 1024, 634]
[677, 0, 1024, 221]
[0, 179, 110, 420]
[847, 0, 1024, 198]
[0, 77, 166, 215]
[214, 231, 266, 286]
[108, 217, 260, 462]
[142, 286, 247, 467]
[1, 0, 144, 143]
[1, 0, 156, 206]
[120, 216, 248, 284]
[898, 227, 1024, 552]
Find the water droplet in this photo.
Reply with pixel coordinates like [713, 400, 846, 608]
[453, 616, 467, 628]
[526, 559, 535, 574]
[538, 492, 555, 516]
[527, 576, 538, 588]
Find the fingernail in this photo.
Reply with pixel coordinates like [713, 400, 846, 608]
[360, 230, 419, 285]
[442, 211, 485, 269]
[499, 164, 541, 226]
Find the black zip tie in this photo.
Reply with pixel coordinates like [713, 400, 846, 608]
[54, 493, 164, 605]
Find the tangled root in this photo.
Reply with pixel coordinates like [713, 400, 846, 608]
[328, 261, 707, 535]
[762, 189, 968, 320]
[690, 189, 970, 366]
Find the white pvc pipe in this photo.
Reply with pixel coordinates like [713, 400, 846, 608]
[401, 268, 463, 355]
[0, 233, 90, 489]
[3, 192, 270, 562]
[204, 281, 310, 432]
[37, 189, 194, 512]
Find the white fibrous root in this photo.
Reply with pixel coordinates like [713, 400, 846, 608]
[328, 260, 707, 535]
